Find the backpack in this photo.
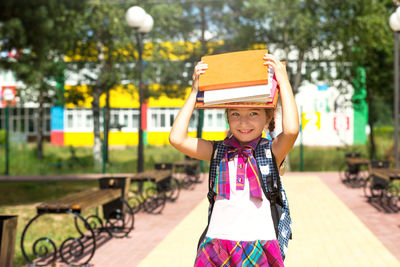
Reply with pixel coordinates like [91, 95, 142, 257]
[197, 138, 292, 260]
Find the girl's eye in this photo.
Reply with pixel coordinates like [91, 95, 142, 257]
[250, 112, 258, 116]
[231, 112, 240, 116]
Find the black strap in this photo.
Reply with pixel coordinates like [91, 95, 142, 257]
[197, 141, 218, 249]
[255, 145, 283, 239]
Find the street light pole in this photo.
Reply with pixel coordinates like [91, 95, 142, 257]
[126, 6, 153, 173]
[136, 31, 144, 172]
[390, 5, 400, 167]
[395, 31, 399, 168]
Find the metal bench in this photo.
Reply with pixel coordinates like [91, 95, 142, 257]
[20, 176, 133, 266]
[364, 160, 400, 212]
[173, 159, 201, 189]
[128, 167, 174, 215]
[339, 152, 369, 187]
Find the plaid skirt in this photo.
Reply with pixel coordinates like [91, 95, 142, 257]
[194, 237, 284, 267]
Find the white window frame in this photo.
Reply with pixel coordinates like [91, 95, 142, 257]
[203, 109, 227, 131]
[64, 108, 95, 132]
[147, 108, 180, 132]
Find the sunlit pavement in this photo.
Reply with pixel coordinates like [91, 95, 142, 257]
[90, 172, 400, 267]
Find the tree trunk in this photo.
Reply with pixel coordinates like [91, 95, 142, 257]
[292, 50, 305, 94]
[36, 86, 44, 160]
[92, 89, 102, 170]
[92, 40, 106, 170]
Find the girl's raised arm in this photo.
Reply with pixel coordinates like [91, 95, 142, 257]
[264, 54, 299, 167]
[169, 62, 214, 161]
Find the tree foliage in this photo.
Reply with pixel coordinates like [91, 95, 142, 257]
[0, 0, 86, 159]
[1, 0, 398, 162]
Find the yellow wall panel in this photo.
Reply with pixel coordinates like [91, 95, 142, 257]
[64, 132, 94, 146]
[147, 132, 168, 145]
[202, 131, 228, 141]
[64, 84, 191, 109]
[108, 132, 138, 145]
[146, 131, 228, 146]
[64, 131, 229, 146]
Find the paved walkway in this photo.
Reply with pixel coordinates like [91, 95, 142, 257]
[89, 172, 400, 267]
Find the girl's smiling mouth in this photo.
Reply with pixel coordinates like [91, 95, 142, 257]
[238, 129, 253, 134]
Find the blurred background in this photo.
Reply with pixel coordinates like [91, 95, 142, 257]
[0, 0, 399, 175]
[1, 1, 400, 266]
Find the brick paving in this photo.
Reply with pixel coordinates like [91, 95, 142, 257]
[51, 172, 400, 266]
[89, 173, 209, 267]
[315, 171, 400, 262]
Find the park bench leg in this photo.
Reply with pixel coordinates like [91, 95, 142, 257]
[74, 211, 107, 237]
[21, 212, 96, 266]
[143, 182, 167, 215]
[104, 198, 134, 238]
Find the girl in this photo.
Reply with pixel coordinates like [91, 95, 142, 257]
[169, 53, 299, 266]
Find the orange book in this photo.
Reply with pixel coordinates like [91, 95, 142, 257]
[199, 49, 269, 91]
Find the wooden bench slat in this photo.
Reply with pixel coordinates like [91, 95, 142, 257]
[173, 160, 198, 167]
[37, 188, 121, 213]
[346, 158, 369, 165]
[75, 189, 121, 212]
[37, 188, 99, 208]
[371, 168, 400, 181]
[131, 170, 171, 183]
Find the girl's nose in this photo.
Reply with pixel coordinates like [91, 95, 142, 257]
[238, 114, 250, 124]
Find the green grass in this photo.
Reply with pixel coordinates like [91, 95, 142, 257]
[288, 127, 395, 171]
[0, 181, 98, 266]
[0, 144, 185, 175]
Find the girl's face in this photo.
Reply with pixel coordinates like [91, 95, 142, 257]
[227, 108, 270, 146]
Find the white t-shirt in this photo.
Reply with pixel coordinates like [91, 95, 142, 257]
[206, 156, 277, 241]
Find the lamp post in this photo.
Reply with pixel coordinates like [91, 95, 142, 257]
[126, 6, 153, 173]
[389, 5, 400, 168]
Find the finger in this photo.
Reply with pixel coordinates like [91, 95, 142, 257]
[263, 54, 281, 63]
[263, 61, 277, 67]
[196, 63, 208, 70]
[195, 65, 208, 77]
[263, 53, 277, 59]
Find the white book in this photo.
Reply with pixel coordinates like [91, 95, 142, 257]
[203, 92, 272, 106]
[203, 66, 274, 105]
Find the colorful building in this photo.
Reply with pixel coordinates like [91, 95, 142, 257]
[0, 43, 368, 147]
[294, 80, 368, 146]
[50, 84, 229, 146]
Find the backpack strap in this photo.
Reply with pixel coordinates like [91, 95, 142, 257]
[255, 140, 282, 240]
[255, 139, 292, 260]
[197, 140, 224, 249]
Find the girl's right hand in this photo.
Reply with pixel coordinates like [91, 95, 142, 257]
[263, 54, 289, 87]
[192, 61, 208, 93]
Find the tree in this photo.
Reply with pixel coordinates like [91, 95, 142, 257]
[324, 0, 394, 158]
[135, 1, 227, 142]
[66, 2, 130, 169]
[0, 0, 86, 159]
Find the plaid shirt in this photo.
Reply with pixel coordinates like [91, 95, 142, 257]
[214, 135, 263, 200]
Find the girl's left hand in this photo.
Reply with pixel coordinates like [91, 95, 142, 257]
[263, 54, 289, 86]
[192, 61, 208, 93]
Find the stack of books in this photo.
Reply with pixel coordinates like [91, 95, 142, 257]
[196, 49, 280, 109]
